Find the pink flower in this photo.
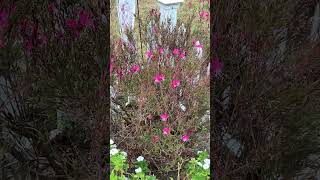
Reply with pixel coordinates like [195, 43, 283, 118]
[199, 11, 209, 19]
[194, 41, 203, 48]
[211, 57, 224, 76]
[171, 79, 181, 89]
[152, 135, 160, 143]
[160, 113, 169, 121]
[146, 50, 153, 58]
[153, 74, 165, 83]
[162, 127, 170, 135]
[172, 48, 180, 56]
[130, 64, 140, 74]
[181, 134, 190, 142]
[79, 10, 93, 28]
[158, 47, 164, 54]
[179, 51, 186, 59]
[66, 19, 78, 29]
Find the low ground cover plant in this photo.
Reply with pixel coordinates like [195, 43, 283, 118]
[110, 139, 210, 180]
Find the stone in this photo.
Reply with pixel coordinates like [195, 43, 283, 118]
[222, 133, 243, 158]
[117, 0, 136, 43]
[157, 0, 184, 29]
[222, 86, 230, 111]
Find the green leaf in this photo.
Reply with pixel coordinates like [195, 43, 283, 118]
[110, 171, 118, 180]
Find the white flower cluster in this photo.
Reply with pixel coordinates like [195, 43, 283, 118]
[197, 158, 210, 170]
[135, 155, 145, 173]
[110, 139, 127, 158]
[137, 156, 144, 162]
[135, 167, 142, 173]
[110, 139, 118, 155]
[110, 148, 119, 155]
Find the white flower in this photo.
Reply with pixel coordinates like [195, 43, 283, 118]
[197, 162, 203, 167]
[122, 151, 127, 157]
[111, 144, 117, 149]
[197, 151, 203, 154]
[137, 156, 144, 162]
[204, 158, 210, 165]
[135, 167, 142, 173]
[110, 139, 114, 145]
[110, 148, 119, 155]
[179, 102, 186, 112]
[203, 163, 210, 170]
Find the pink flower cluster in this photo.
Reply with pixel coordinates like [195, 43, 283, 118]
[146, 47, 187, 62]
[193, 40, 203, 49]
[153, 74, 165, 83]
[181, 134, 190, 142]
[146, 50, 154, 58]
[153, 74, 181, 90]
[130, 64, 140, 74]
[170, 80, 181, 89]
[147, 111, 190, 143]
[172, 48, 187, 59]
[199, 10, 209, 21]
[160, 113, 169, 121]
[161, 127, 190, 142]
[158, 47, 164, 54]
[162, 127, 170, 135]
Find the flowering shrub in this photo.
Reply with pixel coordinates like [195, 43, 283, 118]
[111, 0, 210, 177]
